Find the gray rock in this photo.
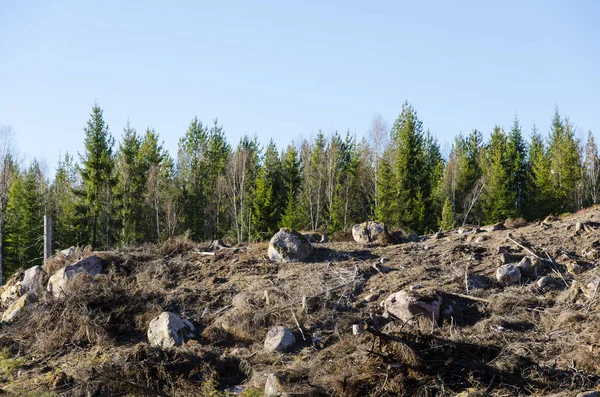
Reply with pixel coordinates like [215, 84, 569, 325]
[517, 256, 544, 279]
[264, 326, 295, 352]
[536, 276, 553, 289]
[352, 221, 388, 244]
[47, 255, 103, 298]
[60, 246, 76, 259]
[384, 290, 442, 324]
[1, 293, 35, 323]
[496, 263, 521, 286]
[268, 229, 313, 263]
[20, 265, 42, 294]
[147, 311, 196, 348]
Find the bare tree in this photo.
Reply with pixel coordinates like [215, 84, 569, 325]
[223, 149, 251, 243]
[0, 124, 16, 285]
[367, 114, 388, 211]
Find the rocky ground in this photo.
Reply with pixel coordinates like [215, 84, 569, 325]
[2, 210, 600, 396]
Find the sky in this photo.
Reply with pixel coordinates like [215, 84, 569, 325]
[1, 0, 600, 173]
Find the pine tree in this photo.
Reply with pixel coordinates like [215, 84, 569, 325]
[547, 108, 582, 213]
[481, 126, 510, 223]
[50, 152, 79, 248]
[252, 140, 283, 239]
[506, 116, 529, 217]
[177, 117, 209, 240]
[389, 101, 428, 232]
[115, 121, 144, 244]
[204, 120, 231, 239]
[528, 125, 553, 219]
[279, 144, 302, 229]
[375, 153, 396, 225]
[439, 198, 455, 231]
[4, 161, 44, 277]
[79, 103, 115, 249]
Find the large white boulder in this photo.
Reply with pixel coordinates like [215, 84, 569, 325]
[352, 221, 388, 244]
[384, 290, 442, 324]
[264, 326, 296, 352]
[496, 263, 521, 286]
[268, 229, 313, 263]
[147, 312, 196, 348]
[47, 255, 103, 298]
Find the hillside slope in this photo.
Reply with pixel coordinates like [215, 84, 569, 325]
[2, 209, 600, 396]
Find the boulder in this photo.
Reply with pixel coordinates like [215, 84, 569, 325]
[20, 265, 42, 294]
[352, 221, 388, 244]
[384, 290, 442, 324]
[496, 264, 521, 286]
[0, 274, 22, 306]
[2, 293, 35, 323]
[268, 229, 313, 263]
[147, 311, 196, 348]
[536, 276, 553, 289]
[60, 246, 76, 259]
[264, 326, 295, 352]
[264, 371, 310, 397]
[47, 255, 103, 298]
[517, 256, 544, 279]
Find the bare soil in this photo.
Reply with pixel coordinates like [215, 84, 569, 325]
[3, 208, 600, 396]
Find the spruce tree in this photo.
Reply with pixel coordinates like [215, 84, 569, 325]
[528, 125, 553, 219]
[279, 144, 302, 229]
[506, 116, 529, 216]
[50, 153, 79, 248]
[79, 103, 115, 249]
[177, 117, 209, 240]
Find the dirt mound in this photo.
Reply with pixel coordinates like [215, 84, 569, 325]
[3, 208, 600, 395]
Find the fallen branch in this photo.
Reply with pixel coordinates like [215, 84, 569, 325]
[443, 291, 490, 304]
[290, 309, 306, 341]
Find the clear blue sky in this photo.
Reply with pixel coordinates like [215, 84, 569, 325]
[1, 1, 599, 172]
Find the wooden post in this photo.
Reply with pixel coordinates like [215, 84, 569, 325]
[44, 215, 52, 262]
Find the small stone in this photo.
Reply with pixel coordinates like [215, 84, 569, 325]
[264, 326, 295, 353]
[352, 324, 363, 335]
[517, 256, 544, 279]
[409, 284, 422, 291]
[575, 222, 584, 233]
[147, 312, 196, 348]
[384, 290, 442, 324]
[433, 232, 445, 240]
[60, 246, 76, 259]
[363, 293, 379, 302]
[264, 372, 287, 397]
[496, 264, 521, 286]
[536, 276, 553, 289]
[496, 246, 509, 255]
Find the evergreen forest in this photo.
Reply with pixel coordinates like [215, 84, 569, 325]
[1, 101, 597, 279]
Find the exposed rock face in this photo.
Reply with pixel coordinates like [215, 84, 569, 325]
[2, 293, 35, 323]
[384, 290, 442, 324]
[352, 221, 388, 244]
[47, 255, 103, 298]
[268, 229, 313, 263]
[496, 263, 521, 286]
[264, 326, 295, 352]
[517, 256, 544, 279]
[147, 312, 196, 348]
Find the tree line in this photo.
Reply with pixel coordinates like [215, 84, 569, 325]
[0, 101, 597, 278]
